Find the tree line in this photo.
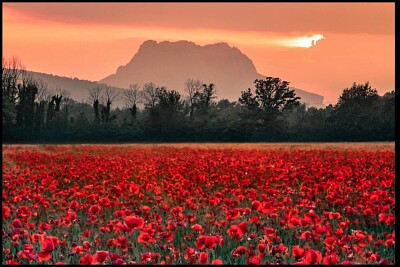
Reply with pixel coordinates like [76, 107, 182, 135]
[2, 57, 395, 143]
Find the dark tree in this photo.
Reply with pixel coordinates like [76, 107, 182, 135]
[239, 77, 300, 126]
[2, 57, 26, 127]
[53, 94, 63, 112]
[216, 99, 235, 111]
[123, 83, 143, 125]
[101, 85, 119, 124]
[193, 83, 217, 119]
[335, 81, 378, 109]
[184, 78, 203, 117]
[142, 82, 159, 110]
[238, 88, 259, 111]
[34, 101, 46, 131]
[380, 91, 395, 139]
[15, 75, 38, 131]
[333, 82, 381, 140]
[88, 86, 103, 124]
[156, 87, 185, 131]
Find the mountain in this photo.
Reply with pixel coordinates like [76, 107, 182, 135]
[27, 71, 126, 107]
[28, 40, 324, 108]
[100, 40, 324, 107]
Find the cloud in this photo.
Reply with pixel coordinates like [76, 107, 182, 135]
[3, 6, 326, 49]
[3, 3, 394, 35]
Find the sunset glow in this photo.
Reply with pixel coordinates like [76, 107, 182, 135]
[2, 3, 394, 104]
[278, 34, 325, 48]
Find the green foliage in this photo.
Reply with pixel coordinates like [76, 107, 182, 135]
[238, 77, 301, 135]
[332, 82, 392, 141]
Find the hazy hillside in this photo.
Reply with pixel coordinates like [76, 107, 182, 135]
[27, 71, 126, 107]
[101, 40, 324, 107]
[290, 87, 324, 108]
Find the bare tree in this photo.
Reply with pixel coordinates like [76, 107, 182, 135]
[15, 73, 38, 128]
[46, 88, 70, 109]
[185, 78, 203, 117]
[123, 83, 143, 124]
[88, 86, 103, 104]
[55, 88, 71, 100]
[31, 78, 49, 130]
[124, 83, 142, 107]
[35, 78, 50, 103]
[2, 57, 26, 103]
[88, 86, 103, 124]
[142, 82, 159, 109]
[102, 85, 120, 106]
[101, 85, 120, 123]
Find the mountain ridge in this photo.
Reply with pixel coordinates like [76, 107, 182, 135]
[100, 40, 324, 107]
[27, 40, 324, 108]
[26, 70, 127, 107]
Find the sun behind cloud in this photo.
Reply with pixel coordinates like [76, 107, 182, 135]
[277, 34, 325, 48]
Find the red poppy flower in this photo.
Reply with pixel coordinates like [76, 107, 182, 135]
[263, 227, 277, 236]
[227, 225, 244, 241]
[115, 236, 128, 249]
[93, 251, 109, 264]
[124, 216, 144, 229]
[250, 216, 260, 225]
[288, 217, 302, 228]
[80, 254, 93, 264]
[232, 246, 247, 258]
[238, 221, 248, 234]
[2, 205, 11, 219]
[12, 219, 21, 228]
[324, 237, 336, 250]
[137, 232, 155, 243]
[98, 198, 112, 207]
[24, 243, 34, 253]
[37, 251, 52, 262]
[299, 231, 312, 240]
[89, 205, 101, 214]
[363, 208, 373, 216]
[42, 237, 55, 252]
[195, 235, 218, 249]
[292, 245, 305, 258]
[29, 233, 46, 243]
[204, 236, 218, 249]
[252, 200, 261, 210]
[208, 196, 221, 206]
[211, 259, 223, 265]
[328, 212, 342, 220]
[258, 243, 267, 253]
[184, 247, 195, 261]
[72, 246, 84, 254]
[248, 256, 261, 265]
[304, 250, 322, 264]
[322, 252, 340, 265]
[199, 252, 208, 264]
[17, 206, 30, 218]
[141, 205, 151, 213]
[191, 224, 204, 233]
[39, 222, 51, 231]
[385, 214, 395, 225]
[69, 200, 80, 210]
[341, 261, 357, 265]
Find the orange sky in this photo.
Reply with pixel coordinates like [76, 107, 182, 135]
[2, 3, 394, 104]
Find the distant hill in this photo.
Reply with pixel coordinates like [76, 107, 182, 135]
[27, 40, 325, 108]
[100, 40, 324, 107]
[290, 87, 324, 108]
[27, 71, 126, 107]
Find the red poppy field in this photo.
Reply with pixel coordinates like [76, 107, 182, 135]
[2, 144, 395, 265]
